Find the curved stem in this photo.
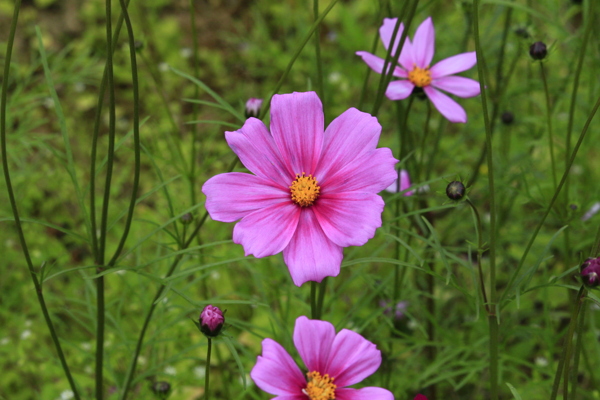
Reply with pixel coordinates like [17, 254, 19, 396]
[1, 3, 80, 398]
[539, 62, 558, 191]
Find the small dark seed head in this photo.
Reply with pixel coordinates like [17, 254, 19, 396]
[446, 181, 466, 201]
[180, 213, 194, 225]
[501, 111, 514, 125]
[529, 41, 547, 60]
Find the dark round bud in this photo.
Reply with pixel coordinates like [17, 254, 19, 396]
[180, 213, 194, 225]
[151, 381, 171, 399]
[514, 27, 531, 39]
[581, 257, 600, 288]
[446, 181, 466, 201]
[529, 41, 547, 60]
[501, 111, 514, 125]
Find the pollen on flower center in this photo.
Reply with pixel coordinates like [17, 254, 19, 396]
[408, 65, 432, 87]
[301, 371, 336, 400]
[290, 172, 320, 207]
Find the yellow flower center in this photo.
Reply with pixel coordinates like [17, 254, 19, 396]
[408, 65, 432, 87]
[302, 371, 336, 400]
[290, 172, 320, 207]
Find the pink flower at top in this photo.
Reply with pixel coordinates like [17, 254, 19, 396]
[385, 169, 413, 196]
[356, 17, 480, 123]
[250, 316, 393, 400]
[202, 92, 397, 287]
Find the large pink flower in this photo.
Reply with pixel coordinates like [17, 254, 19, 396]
[356, 17, 480, 123]
[250, 316, 393, 400]
[202, 92, 397, 286]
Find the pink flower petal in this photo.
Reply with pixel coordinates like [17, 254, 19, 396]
[355, 51, 407, 78]
[398, 38, 414, 71]
[424, 86, 467, 123]
[320, 147, 397, 194]
[250, 338, 305, 396]
[314, 108, 383, 183]
[432, 76, 480, 98]
[336, 387, 395, 400]
[430, 51, 477, 78]
[385, 80, 414, 100]
[324, 328, 382, 387]
[225, 118, 292, 186]
[385, 169, 414, 195]
[411, 17, 435, 68]
[203, 173, 290, 222]
[379, 18, 405, 55]
[271, 397, 306, 400]
[293, 316, 335, 374]
[270, 92, 323, 175]
[233, 202, 300, 258]
[414, 395, 429, 400]
[283, 208, 342, 286]
[313, 192, 384, 247]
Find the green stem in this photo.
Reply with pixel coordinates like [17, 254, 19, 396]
[569, 295, 587, 400]
[205, 338, 212, 400]
[473, 0, 498, 397]
[466, 199, 490, 313]
[357, 4, 385, 110]
[316, 277, 328, 319]
[259, 0, 339, 120]
[310, 281, 318, 319]
[539, 62, 558, 191]
[1, 4, 80, 397]
[313, 0, 325, 119]
[189, 0, 200, 206]
[501, 93, 600, 305]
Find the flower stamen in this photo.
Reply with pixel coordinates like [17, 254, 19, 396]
[302, 371, 336, 400]
[290, 172, 320, 207]
[408, 65, 432, 87]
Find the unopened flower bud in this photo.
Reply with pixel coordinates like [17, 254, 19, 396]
[501, 111, 514, 125]
[151, 381, 171, 399]
[514, 27, 531, 39]
[180, 213, 194, 225]
[198, 305, 224, 337]
[446, 181, 466, 201]
[529, 41, 547, 60]
[581, 257, 600, 288]
[245, 98, 263, 119]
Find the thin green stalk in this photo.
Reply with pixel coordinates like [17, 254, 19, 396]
[1, 2, 80, 398]
[205, 338, 212, 400]
[371, 0, 419, 117]
[189, 0, 201, 206]
[358, 4, 386, 110]
[316, 277, 328, 319]
[501, 93, 600, 304]
[550, 286, 584, 400]
[310, 281, 318, 319]
[466, 199, 490, 313]
[569, 295, 587, 400]
[96, 0, 116, 396]
[539, 62, 558, 191]
[259, 0, 339, 120]
[418, 102, 432, 180]
[108, 0, 141, 267]
[473, 0, 498, 398]
[313, 0, 325, 118]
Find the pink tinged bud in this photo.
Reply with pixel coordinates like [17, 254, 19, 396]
[199, 305, 224, 337]
[245, 98, 263, 119]
[580, 257, 600, 288]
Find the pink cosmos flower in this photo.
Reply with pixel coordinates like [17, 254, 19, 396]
[356, 17, 480, 123]
[385, 169, 413, 196]
[414, 396, 428, 400]
[250, 316, 393, 400]
[202, 92, 397, 287]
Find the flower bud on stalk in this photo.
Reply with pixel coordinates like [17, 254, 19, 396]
[446, 181, 466, 201]
[529, 41, 547, 60]
[197, 305, 224, 337]
[501, 111, 514, 125]
[151, 381, 171, 399]
[580, 257, 600, 288]
[245, 98, 263, 119]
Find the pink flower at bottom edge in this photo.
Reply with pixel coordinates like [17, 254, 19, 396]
[202, 91, 398, 287]
[250, 316, 394, 400]
[356, 17, 480, 123]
